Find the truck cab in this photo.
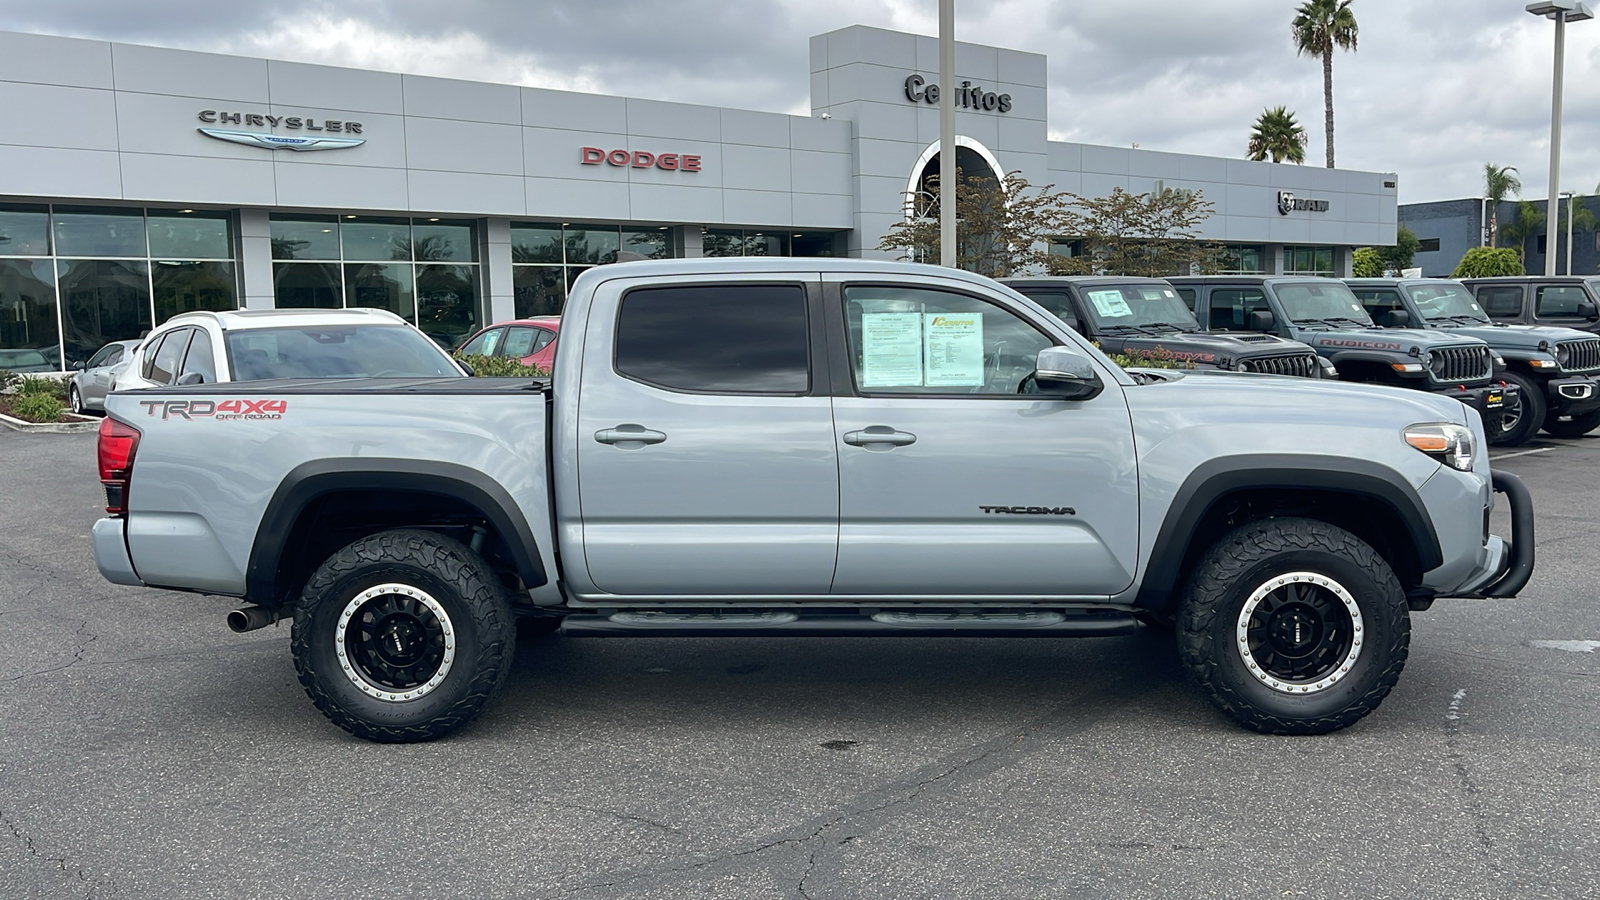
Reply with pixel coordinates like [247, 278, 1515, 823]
[1169, 276, 1520, 443]
[1460, 276, 1600, 335]
[1000, 276, 1330, 377]
[1347, 277, 1600, 440]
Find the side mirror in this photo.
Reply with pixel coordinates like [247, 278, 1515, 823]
[457, 361, 476, 376]
[1385, 309, 1411, 327]
[1248, 310, 1276, 332]
[176, 372, 206, 386]
[1578, 300, 1598, 320]
[73, 361, 87, 371]
[1033, 346, 1104, 401]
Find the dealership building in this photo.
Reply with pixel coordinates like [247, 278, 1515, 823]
[0, 24, 1399, 371]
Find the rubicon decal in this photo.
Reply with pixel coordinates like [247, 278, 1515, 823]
[979, 505, 1076, 515]
[1318, 339, 1403, 350]
[139, 399, 287, 420]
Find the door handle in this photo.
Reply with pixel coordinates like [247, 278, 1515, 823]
[843, 426, 917, 448]
[595, 424, 667, 446]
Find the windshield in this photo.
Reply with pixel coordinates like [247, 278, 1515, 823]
[0, 349, 53, 372]
[1080, 285, 1199, 330]
[1276, 282, 1374, 326]
[1408, 283, 1490, 323]
[224, 325, 462, 380]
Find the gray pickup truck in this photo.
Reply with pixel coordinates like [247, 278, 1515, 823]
[92, 258, 1534, 743]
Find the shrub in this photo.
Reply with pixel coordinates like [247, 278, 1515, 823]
[455, 354, 549, 377]
[14, 374, 66, 398]
[1352, 247, 1385, 278]
[0, 370, 17, 392]
[11, 392, 64, 423]
[1453, 247, 1524, 278]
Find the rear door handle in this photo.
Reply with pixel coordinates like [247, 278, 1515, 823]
[843, 426, 917, 448]
[595, 424, 667, 446]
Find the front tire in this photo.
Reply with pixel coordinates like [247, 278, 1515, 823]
[68, 385, 84, 415]
[291, 529, 514, 743]
[1488, 371, 1541, 446]
[1542, 408, 1600, 438]
[1177, 517, 1410, 735]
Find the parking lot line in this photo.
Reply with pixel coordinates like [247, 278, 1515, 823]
[1490, 448, 1555, 461]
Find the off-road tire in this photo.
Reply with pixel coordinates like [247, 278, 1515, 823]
[1542, 408, 1600, 438]
[1489, 370, 1541, 446]
[292, 529, 514, 743]
[1177, 517, 1409, 735]
[1491, 370, 1544, 446]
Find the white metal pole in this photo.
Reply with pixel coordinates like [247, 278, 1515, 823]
[939, 0, 956, 268]
[1546, 13, 1566, 276]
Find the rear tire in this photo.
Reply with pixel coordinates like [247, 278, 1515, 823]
[1177, 517, 1409, 735]
[1488, 371, 1541, 446]
[1542, 408, 1600, 438]
[291, 529, 514, 743]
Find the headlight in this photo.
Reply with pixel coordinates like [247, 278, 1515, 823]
[1427, 351, 1448, 375]
[1555, 344, 1570, 367]
[1403, 423, 1475, 472]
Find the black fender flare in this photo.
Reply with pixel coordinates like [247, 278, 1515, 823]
[245, 458, 548, 605]
[1133, 454, 1444, 610]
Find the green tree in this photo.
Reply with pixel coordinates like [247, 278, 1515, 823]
[1247, 106, 1308, 164]
[1352, 247, 1384, 277]
[1378, 226, 1421, 272]
[1453, 247, 1524, 278]
[1483, 163, 1521, 250]
[1048, 187, 1221, 278]
[1499, 200, 1545, 261]
[1292, 0, 1359, 168]
[877, 169, 1073, 277]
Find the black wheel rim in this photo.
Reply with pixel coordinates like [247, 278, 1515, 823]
[336, 583, 456, 701]
[1236, 572, 1363, 694]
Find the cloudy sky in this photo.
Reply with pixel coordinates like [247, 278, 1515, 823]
[2, 0, 1597, 204]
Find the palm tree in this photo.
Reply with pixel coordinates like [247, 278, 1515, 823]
[1499, 200, 1545, 262]
[1247, 106, 1308, 164]
[1483, 163, 1521, 249]
[1292, 0, 1359, 168]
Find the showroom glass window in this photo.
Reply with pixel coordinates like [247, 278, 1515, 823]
[509, 223, 674, 319]
[0, 205, 236, 371]
[702, 228, 840, 259]
[1285, 246, 1335, 276]
[271, 216, 482, 348]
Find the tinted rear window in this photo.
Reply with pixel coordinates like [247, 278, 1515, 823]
[225, 325, 461, 380]
[615, 284, 809, 393]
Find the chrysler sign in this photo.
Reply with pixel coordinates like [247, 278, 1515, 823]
[1278, 191, 1330, 215]
[196, 110, 366, 151]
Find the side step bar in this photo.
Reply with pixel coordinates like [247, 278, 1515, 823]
[561, 610, 1139, 638]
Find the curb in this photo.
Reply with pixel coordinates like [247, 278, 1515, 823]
[0, 411, 100, 434]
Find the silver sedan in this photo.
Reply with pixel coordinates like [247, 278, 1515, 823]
[69, 339, 141, 414]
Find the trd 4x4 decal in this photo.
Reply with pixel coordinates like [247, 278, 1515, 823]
[139, 399, 287, 420]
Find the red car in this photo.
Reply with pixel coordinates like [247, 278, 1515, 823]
[456, 317, 560, 371]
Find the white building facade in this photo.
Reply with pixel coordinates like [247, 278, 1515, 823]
[0, 24, 1398, 371]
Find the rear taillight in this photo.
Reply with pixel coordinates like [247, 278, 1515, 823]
[97, 417, 141, 515]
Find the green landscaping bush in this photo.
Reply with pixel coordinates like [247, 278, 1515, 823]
[455, 354, 549, 377]
[11, 392, 64, 423]
[1108, 347, 1194, 370]
[1453, 247, 1524, 278]
[1352, 247, 1385, 278]
[15, 375, 66, 398]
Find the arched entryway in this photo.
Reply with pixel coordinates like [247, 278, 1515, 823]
[904, 137, 1006, 218]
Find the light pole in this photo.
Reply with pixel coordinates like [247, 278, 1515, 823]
[1561, 191, 1576, 274]
[1526, 0, 1593, 276]
[939, 0, 955, 268]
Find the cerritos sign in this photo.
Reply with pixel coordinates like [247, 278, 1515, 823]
[1277, 191, 1330, 215]
[903, 74, 1013, 113]
[581, 147, 702, 173]
[196, 110, 365, 151]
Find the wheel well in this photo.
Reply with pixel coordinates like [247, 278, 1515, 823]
[1158, 487, 1427, 614]
[266, 489, 525, 610]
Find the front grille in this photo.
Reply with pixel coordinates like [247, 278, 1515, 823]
[1429, 345, 1491, 383]
[1239, 353, 1318, 377]
[1557, 338, 1600, 373]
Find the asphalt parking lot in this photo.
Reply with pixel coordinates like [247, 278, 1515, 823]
[2, 429, 1598, 899]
